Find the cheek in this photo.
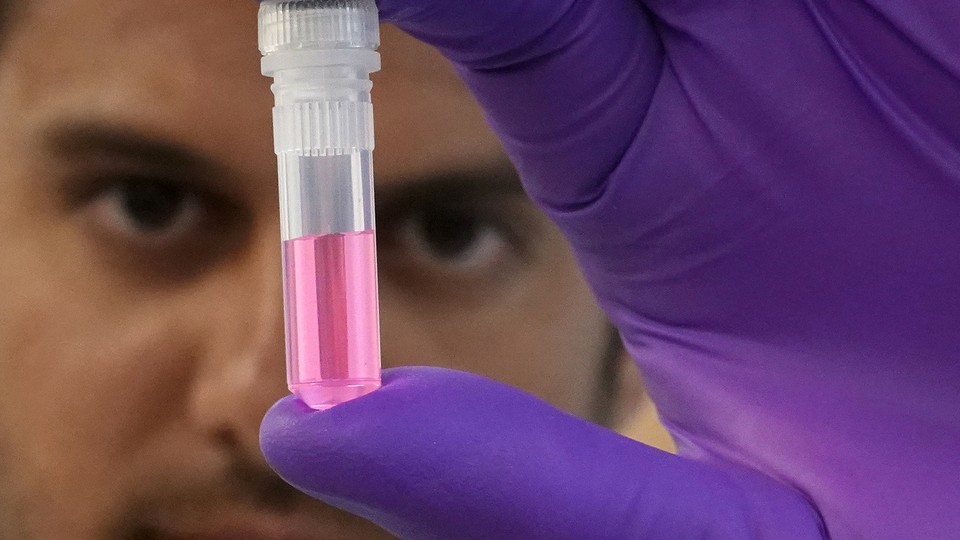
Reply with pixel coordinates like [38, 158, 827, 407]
[379, 240, 609, 417]
[476, 261, 609, 416]
[0, 255, 198, 537]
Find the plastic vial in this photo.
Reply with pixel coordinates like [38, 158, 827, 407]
[259, 0, 382, 410]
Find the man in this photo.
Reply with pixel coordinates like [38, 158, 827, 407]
[0, 1, 670, 538]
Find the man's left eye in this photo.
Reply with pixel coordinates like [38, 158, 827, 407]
[396, 206, 513, 273]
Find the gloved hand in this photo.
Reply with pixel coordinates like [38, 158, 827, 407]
[264, 368, 822, 539]
[262, 2, 960, 538]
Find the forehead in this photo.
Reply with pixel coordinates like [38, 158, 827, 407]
[8, 1, 261, 103]
[1, 0, 503, 182]
[0, 1, 273, 184]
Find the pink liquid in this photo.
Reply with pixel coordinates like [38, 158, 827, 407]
[282, 230, 381, 410]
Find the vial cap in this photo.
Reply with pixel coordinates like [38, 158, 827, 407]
[259, 0, 380, 54]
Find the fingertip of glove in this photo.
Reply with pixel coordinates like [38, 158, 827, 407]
[259, 367, 462, 463]
[259, 395, 312, 469]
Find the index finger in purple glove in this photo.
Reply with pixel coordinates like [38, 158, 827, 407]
[377, 0, 662, 214]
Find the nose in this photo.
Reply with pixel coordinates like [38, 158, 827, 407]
[187, 236, 288, 463]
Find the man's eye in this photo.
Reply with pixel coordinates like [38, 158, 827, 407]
[377, 199, 539, 298]
[93, 180, 202, 238]
[400, 207, 509, 271]
[76, 177, 247, 282]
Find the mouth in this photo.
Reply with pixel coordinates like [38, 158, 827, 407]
[118, 455, 394, 540]
[141, 508, 392, 540]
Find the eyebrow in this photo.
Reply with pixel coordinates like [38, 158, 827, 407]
[47, 123, 528, 213]
[375, 160, 527, 216]
[49, 122, 219, 167]
[46, 122, 231, 196]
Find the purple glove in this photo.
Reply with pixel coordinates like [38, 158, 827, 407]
[262, 1, 960, 538]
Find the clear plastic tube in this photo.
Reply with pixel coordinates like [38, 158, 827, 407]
[259, 0, 382, 410]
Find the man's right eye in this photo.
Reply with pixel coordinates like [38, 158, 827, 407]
[88, 179, 205, 242]
[74, 176, 247, 282]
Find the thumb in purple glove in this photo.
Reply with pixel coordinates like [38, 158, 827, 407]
[262, 367, 824, 539]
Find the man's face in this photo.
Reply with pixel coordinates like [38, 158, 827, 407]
[0, 1, 622, 538]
